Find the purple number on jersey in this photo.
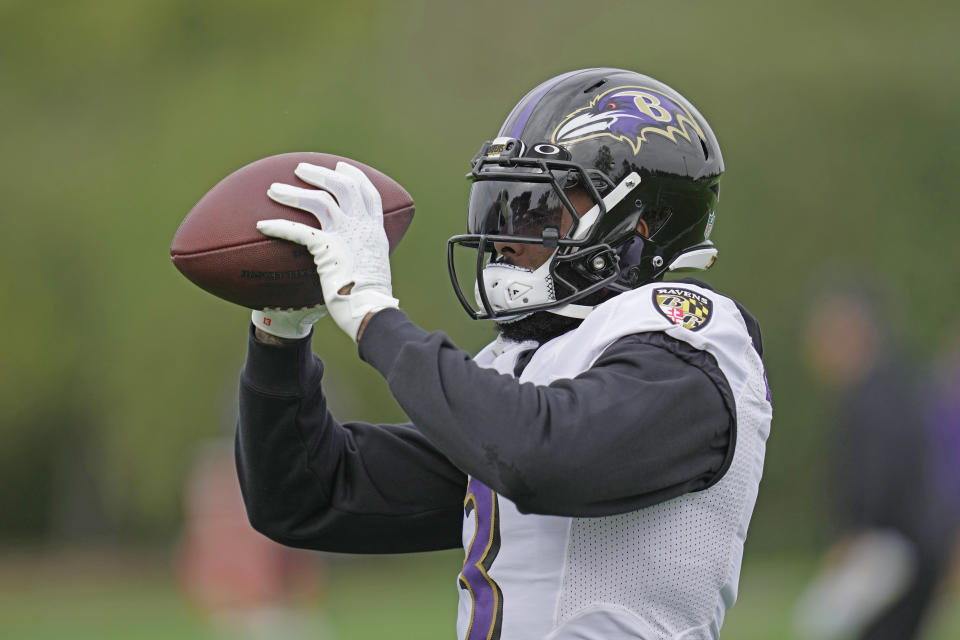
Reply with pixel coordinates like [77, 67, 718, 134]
[459, 477, 503, 640]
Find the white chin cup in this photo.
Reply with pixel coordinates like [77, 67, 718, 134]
[474, 260, 555, 320]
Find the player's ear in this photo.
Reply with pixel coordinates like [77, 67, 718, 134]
[636, 218, 650, 238]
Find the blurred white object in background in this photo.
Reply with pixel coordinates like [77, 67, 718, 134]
[794, 529, 917, 639]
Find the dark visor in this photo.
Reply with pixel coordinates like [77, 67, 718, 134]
[467, 179, 580, 238]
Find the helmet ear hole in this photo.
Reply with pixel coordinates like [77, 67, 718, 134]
[643, 207, 673, 238]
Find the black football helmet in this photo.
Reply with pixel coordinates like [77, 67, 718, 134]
[447, 68, 724, 321]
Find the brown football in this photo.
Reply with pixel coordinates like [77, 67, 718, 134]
[170, 152, 414, 309]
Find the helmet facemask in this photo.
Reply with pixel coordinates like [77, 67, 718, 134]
[447, 138, 638, 321]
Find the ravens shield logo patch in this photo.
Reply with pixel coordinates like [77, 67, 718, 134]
[653, 287, 713, 331]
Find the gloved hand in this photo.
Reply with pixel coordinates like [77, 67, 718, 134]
[251, 305, 327, 340]
[256, 161, 399, 342]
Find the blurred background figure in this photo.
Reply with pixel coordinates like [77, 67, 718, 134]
[927, 335, 960, 595]
[177, 439, 331, 640]
[795, 282, 955, 640]
[929, 336, 960, 529]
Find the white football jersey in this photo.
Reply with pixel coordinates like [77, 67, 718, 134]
[456, 282, 771, 640]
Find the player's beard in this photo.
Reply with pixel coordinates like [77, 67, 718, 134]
[495, 311, 582, 344]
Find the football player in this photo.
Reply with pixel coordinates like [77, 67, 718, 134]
[236, 68, 771, 639]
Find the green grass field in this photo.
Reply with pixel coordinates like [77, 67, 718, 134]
[1, 550, 957, 639]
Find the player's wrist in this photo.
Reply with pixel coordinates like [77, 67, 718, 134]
[254, 327, 301, 345]
[356, 310, 381, 342]
[322, 289, 398, 342]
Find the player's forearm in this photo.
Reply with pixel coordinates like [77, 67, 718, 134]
[358, 309, 735, 516]
[238, 323, 466, 552]
[237, 324, 335, 542]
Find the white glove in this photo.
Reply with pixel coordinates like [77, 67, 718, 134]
[256, 161, 399, 342]
[251, 305, 327, 340]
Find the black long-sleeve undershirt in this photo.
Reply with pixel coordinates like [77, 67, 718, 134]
[236, 309, 737, 553]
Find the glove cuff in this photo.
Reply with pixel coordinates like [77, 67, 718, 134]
[251, 307, 326, 340]
[326, 290, 399, 342]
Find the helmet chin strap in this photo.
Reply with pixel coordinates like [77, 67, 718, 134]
[475, 258, 597, 322]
